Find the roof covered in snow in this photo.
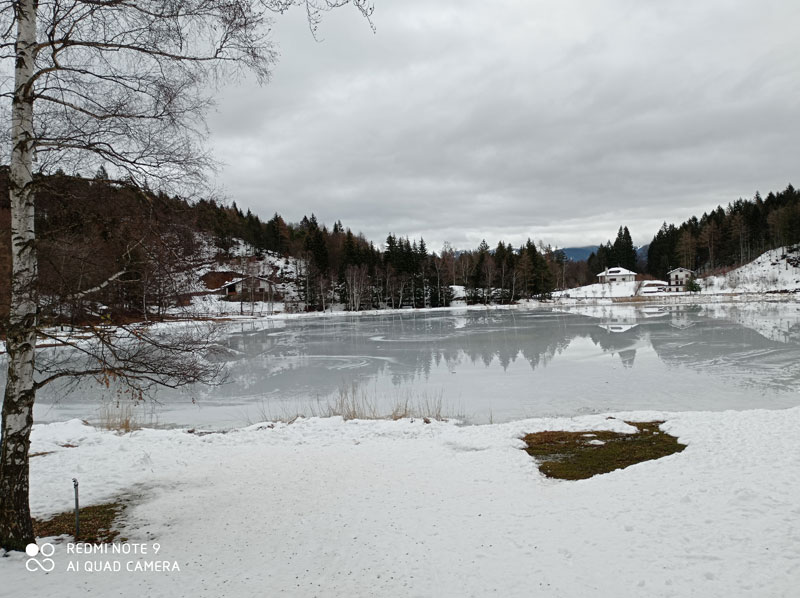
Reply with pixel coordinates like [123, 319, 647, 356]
[597, 267, 636, 277]
[667, 267, 694, 274]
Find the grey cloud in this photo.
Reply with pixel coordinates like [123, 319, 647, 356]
[207, 0, 800, 251]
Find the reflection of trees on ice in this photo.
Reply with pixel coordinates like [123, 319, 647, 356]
[20, 306, 800, 426]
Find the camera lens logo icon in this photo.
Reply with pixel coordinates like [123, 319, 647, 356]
[25, 543, 56, 572]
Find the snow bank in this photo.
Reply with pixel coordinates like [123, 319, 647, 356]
[703, 245, 800, 294]
[3, 408, 799, 597]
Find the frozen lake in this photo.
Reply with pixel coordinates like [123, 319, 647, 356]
[29, 302, 800, 428]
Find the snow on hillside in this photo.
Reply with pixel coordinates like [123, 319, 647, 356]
[180, 234, 300, 289]
[2, 408, 799, 597]
[702, 245, 800, 294]
[163, 232, 303, 317]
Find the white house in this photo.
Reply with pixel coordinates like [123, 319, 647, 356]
[667, 268, 694, 292]
[597, 266, 636, 284]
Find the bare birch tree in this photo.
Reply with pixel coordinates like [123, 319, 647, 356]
[1, 0, 373, 551]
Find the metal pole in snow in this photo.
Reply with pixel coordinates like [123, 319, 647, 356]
[72, 478, 79, 539]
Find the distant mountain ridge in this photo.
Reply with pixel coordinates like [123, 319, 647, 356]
[560, 246, 599, 261]
[560, 244, 650, 264]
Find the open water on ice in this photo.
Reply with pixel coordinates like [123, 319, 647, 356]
[30, 302, 800, 427]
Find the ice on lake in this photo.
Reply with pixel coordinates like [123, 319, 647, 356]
[28, 302, 800, 427]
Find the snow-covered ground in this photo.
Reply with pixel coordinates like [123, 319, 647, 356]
[3, 245, 800, 596]
[180, 293, 290, 317]
[702, 245, 800, 294]
[2, 408, 798, 597]
[555, 280, 642, 300]
[166, 293, 541, 324]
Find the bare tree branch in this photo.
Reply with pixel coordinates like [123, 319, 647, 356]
[1, 0, 375, 553]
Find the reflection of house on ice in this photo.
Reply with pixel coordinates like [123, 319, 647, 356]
[670, 313, 694, 330]
[640, 307, 668, 318]
[597, 319, 639, 367]
[597, 315, 639, 334]
[597, 323, 638, 333]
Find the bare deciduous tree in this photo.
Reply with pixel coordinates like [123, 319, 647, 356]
[344, 263, 369, 311]
[1, 0, 373, 551]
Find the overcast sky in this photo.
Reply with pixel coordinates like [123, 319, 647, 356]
[207, 0, 800, 252]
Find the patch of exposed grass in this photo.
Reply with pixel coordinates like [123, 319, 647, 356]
[34, 502, 127, 544]
[316, 384, 450, 421]
[98, 400, 153, 433]
[522, 421, 686, 480]
[246, 383, 460, 424]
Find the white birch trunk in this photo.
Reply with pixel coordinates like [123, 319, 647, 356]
[1, 0, 39, 551]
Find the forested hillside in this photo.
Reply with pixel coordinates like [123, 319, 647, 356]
[8, 172, 790, 321]
[1, 169, 205, 326]
[1, 170, 565, 328]
[647, 185, 800, 279]
[178, 205, 563, 309]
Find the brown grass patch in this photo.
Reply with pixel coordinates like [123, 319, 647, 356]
[34, 502, 127, 544]
[522, 421, 686, 480]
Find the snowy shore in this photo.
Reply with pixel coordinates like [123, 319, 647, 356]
[3, 407, 799, 597]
